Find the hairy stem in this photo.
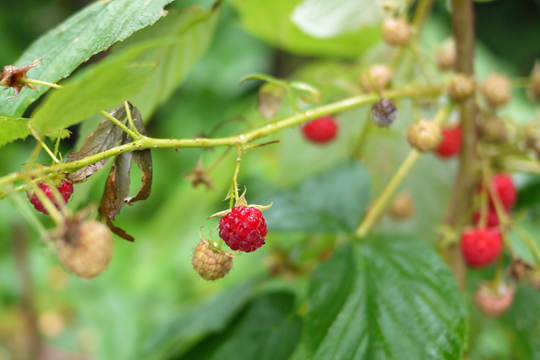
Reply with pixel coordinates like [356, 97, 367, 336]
[445, 0, 477, 289]
[0, 85, 443, 197]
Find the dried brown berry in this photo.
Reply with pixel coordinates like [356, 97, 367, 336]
[407, 120, 442, 152]
[371, 98, 398, 127]
[192, 239, 234, 281]
[381, 18, 412, 46]
[55, 220, 114, 279]
[358, 64, 394, 93]
[480, 117, 507, 143]
[449, 73, 475, 102]
[436, 42, 456, 71]
[481, 72, 512, 108]
[390, 192, 415, 220]
[474, 283, 514, 317]
[0, 59, 41, 99]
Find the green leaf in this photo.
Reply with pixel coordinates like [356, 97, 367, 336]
[112, 3, 221, 119]
[30, 45, 158, 135]
[229, 0, 380, 58]
[0, 116, 30, 147]
[0, 0, 172, 117]
[291, 0, 387, 38]
[140, 282, 255, 360]
[178, 291, 302, 360]
[502, 285, 540, 359]
[262, 160, 370, 233]
[305, 236, 467, 360]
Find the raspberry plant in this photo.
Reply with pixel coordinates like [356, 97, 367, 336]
[1, 0, 540, 359]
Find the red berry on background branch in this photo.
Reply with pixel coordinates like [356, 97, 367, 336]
[473, 209, 501, 228]
[27, 179, 74, 215]
[219, 206, 268, 252]
[435, 125, 462, 158]
[461, 227, 502, 268]
[478, 173, 516, 210]
[302, 116, 338, 144]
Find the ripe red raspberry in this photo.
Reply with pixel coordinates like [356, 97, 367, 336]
[302, 117, 338, 143]
[461, 228, 502, 268]
[478, 173, 516, 210]
[27, 180, 73, 215]
[218, 206, 267, 252]
[435, 125, 462, 158]
[473, 209, 500, 228]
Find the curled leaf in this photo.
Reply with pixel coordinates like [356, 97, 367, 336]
[257, 82, 284, 120]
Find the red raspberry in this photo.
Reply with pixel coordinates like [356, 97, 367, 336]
[218, 206, 268, 252]
[461, 228, 502, 268]
[473, 210, 500, 228]
[302, 116, 338, 143]
[478, 173, 516, 210]
[436, 125, 462, 158]
[27, 180, 74, 215]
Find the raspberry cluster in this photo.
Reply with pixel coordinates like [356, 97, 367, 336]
[27, 180, 73, 215]
[218, 206, 268, 253]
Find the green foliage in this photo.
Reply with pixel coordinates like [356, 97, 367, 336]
[0, 0, 172, 117]
[304, 236, 467, 360]
[263, 160, 370, 233]
[0, 116, 30, 147]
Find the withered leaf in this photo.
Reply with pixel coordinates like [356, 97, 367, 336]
[105, 218, 135, 242]
[67, 105, 129, 183]
[257, 82, 284, 120]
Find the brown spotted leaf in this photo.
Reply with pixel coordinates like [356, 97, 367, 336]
[67, 105, 129, 183]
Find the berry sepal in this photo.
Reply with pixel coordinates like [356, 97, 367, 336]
[208, 191, 272, 219]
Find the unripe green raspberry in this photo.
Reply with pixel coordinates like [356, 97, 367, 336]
[436, 42, 456, 71]
[381, 18, 412, 46]
[358, 64, 394, 93]
[389, 192, 415, 220]
[407, 120, 442, 152]
[481, 72, 512, 108]
[55, 220, 114, 279]
[480, 117, 507, 143]
[192, 240, 233, 281]
[449, 73, 475, 102]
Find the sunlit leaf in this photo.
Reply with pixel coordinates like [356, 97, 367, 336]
[0, 116, 31, 148]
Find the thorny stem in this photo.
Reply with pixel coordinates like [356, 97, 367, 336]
[445, 0, 477, 290]
[355, 104, 452, 237]
[0, 85, 444, 198]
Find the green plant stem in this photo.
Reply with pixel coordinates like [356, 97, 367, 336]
[351, 112, 373, 160]
[20, 78, 61, 89]
[411, 0, 434, 28]
[500, 158, 540, 174]
[28, 126, 60, 164]
[124, 101, 139, 135]
[0, 85, 443, 197]
[355, 104, 452, 237]
[99, 110, 140, 140]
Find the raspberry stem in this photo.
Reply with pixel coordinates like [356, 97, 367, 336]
[20, 77, 61, 89]
[99, 110, 141, 141]
[28, 125, 60, 164]
[355, 104, 452, 237]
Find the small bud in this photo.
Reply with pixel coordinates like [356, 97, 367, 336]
[381, 18, 412, 47]
[481, 72, 512, 108]
[390, 192, 415, 220]
[436, 41, 456, 71]
[192, 239, 234, 281]
[55, 220, 114, 279]
[480, 117, 507, 143]
[358, 64, 394, 93]
[528, 63, 540, 101]
[407, 120, 442, 152]
[474, 283, 514, 318]
[448, 73, 475, 102]
[371, 98, 398, 127]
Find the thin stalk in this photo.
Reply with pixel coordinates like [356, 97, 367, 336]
[28, 126, 60, 164]
[20, 77, 61, 89]
[99, 110, 140, 140]
[124, 101, 138, 135]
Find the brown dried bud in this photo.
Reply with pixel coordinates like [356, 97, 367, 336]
[55, 220, 114, 279]
[0, 59, 41, 99]
[481, 72, 512, 108]
[371, 98, 398, 127]
[381, 18, 412, 46]
[474, 283, 514, 318]
[358, 64, 394, 93]
[480, 117, 507, 143]
[436, 42, 456, 71]
[407, 120, 442, 152]
[528, 63, 540, 101]
[192, 239, 234, 281]
[390, 192, 415, 220]
[449, 73, 475, 102]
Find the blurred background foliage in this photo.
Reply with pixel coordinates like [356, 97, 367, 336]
[1, 0, 540, 359]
